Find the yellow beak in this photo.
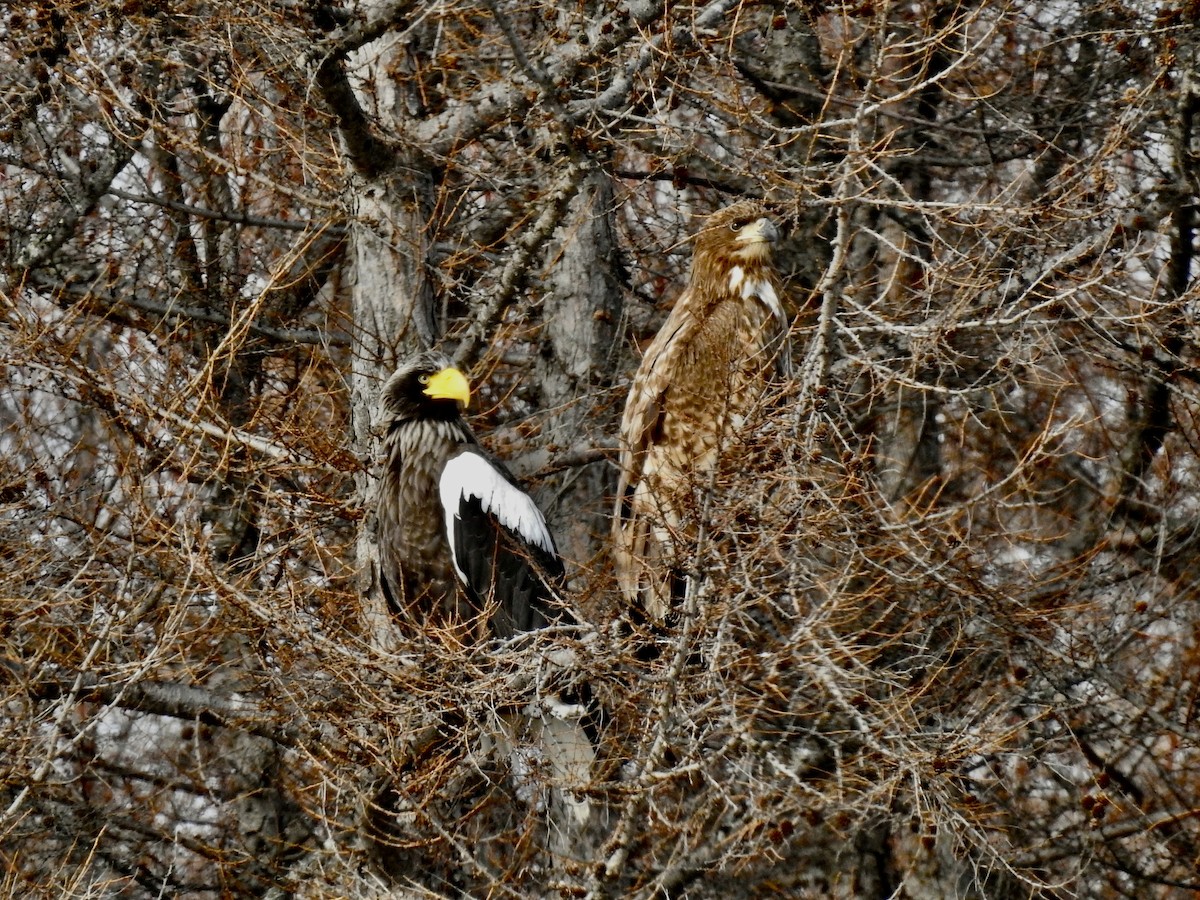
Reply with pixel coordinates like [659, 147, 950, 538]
[423, 366, 471, 409]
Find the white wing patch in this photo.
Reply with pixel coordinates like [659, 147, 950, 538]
[440, 450, 556, 580]
[729, 268, 784, 324]
[743, 277, 784, 322]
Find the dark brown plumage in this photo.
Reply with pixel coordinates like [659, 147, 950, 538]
[375, 349, 565, 639]
[613, 201, 791, 619]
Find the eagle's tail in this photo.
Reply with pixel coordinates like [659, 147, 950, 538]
[615, 507, 677, 622]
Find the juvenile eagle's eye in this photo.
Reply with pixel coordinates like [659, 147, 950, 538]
[418, 374, 430, 385]
[729, 220, 744, 232]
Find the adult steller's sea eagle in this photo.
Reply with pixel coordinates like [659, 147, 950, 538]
[376, 350, 567, 639]
[613, 201, 791, 620]
[374, 350, 595, 828]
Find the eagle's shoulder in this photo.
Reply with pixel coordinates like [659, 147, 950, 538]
[439, 448, 558, 561]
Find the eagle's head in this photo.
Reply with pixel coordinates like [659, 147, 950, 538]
[691, 201, 782, 309]
[378, 350, 471, 430]
[694, 201, 777, 273]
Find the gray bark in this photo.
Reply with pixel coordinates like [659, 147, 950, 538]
[534, 168, 624, 585]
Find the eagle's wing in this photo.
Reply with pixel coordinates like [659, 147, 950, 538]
[441, 448, 597, 841]
[440, 448, 567, 637]
[613, 300, 704, 617]
[614, 305, 699, 521]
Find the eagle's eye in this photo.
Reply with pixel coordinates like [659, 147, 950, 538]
[729, 220, 744, 232]
[418, 374, 430, 385]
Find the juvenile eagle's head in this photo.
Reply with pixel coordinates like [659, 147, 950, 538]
[377, 350, 471, 432]
[686, 201, 782, 313]
[693, 201, 779, 268]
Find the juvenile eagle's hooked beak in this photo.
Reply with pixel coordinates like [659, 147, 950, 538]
[732, 216, 779, 262]
[736, 217, 779, 246]
[424, 366, 471, 410]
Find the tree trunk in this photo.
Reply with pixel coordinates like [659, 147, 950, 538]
[535, 167, 624, 587]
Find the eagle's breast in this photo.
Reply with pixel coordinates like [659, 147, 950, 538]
[378, 419, 472, 621]
[643, 281, 781, 511]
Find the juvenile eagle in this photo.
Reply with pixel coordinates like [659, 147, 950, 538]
[613, 201, 791, 620]
[374, 350, 595, 828]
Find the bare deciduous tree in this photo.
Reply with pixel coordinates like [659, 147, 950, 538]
[4, 1, 1200, 897]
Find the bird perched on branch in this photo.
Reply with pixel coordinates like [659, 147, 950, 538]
[613, 201, 791, 620]
[374, 349, 596, 830]
[375, 350, 572, 639]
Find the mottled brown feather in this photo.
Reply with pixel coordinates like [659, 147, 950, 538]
[613, 202, 790, 619]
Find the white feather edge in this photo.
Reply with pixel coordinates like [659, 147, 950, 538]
[728, 266, 785, 322]
[439, 450, 557, 582]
